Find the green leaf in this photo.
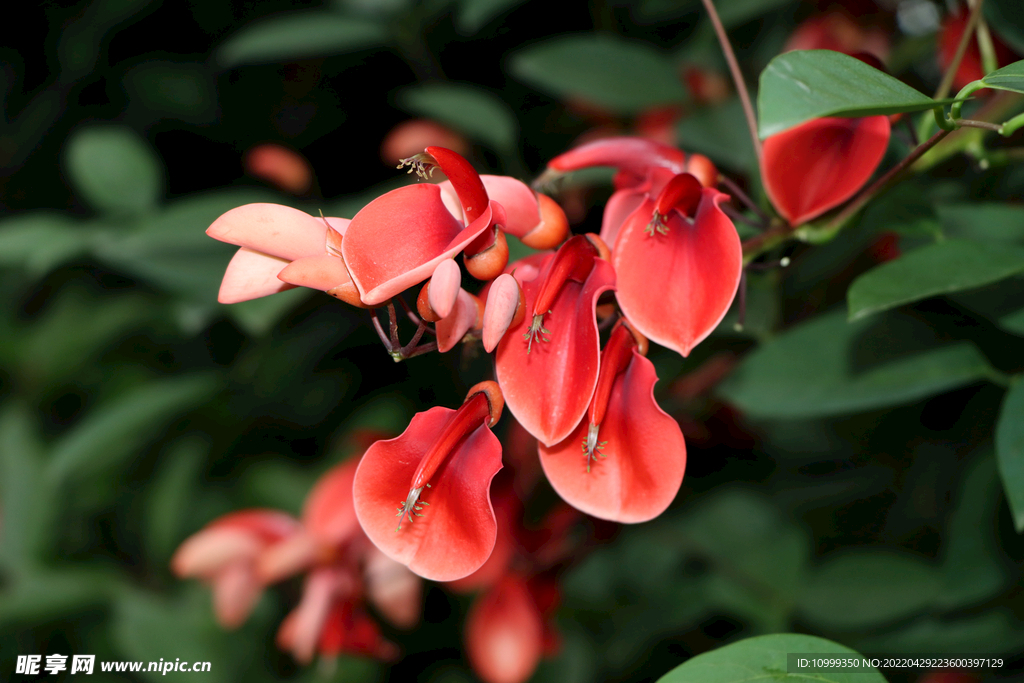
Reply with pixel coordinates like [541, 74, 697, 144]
[986, 0, 1024, 55]
[510, 35, 687, 114]
[999, 306, 1024, 336]
[226, 287, 309, 336]
[64, 126, 164, 214]
[216, 12, 387, 67]
[937, 202, 1024, 244]
[856, 609, 1024, 654]
[718, 311, 996, 419]
[996, 379, 1024, 532]
[0, 567, 121, 627]
[797, 550, 941, 629]
[657, 634, 886, 683]
[398, 82, 518, 151]
[145, 437, 208, 565]
[847, 240, 1024, 320]
[48, 374, 221, 485]
[0, 406, 53, 570]
[758, 50, 942, 137]
[123, 61, 216, 124]
[676, 98, 758, 172]
[939, 453, 1011, 606]
[981, 59, 1024, 95]
[0, 213, 96, 276]
[455, 0, 527, 33]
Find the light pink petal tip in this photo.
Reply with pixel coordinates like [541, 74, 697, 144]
[218, 248, 295, 304]
[482, 274, 521, 353]
[428, 259, 462, 319]
[277, 254, 352, 291]
[207, 203, 328, 261]
[436, 289, 480, 353]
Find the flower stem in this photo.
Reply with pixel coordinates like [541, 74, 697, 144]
[700, 0, 762, 163]
[935, 0, 986, 100]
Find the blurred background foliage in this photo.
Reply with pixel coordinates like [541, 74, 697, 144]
[1, 0, 1024, 681]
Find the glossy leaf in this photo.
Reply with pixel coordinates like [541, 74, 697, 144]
[996, 379, 1024, 532]
[981, 59, 1024, 94]
[676, 98, 757, 172]
[216, 12, 386, 67]
[64, 126, 164, 214]
[797, 550, 941, 629]
[399, 82, 517, 151]
[718, 311, 996, 418]
[847, 240, 1024, 320]
[758, 50, 942, 137]
[48, 374, 221, 485]
[657, 634, 886, 683]
[510, 35, 687, 114]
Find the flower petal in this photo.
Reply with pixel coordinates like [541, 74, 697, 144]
[495, 258, 616, 446]
[207, 203, 328, 261]
[547, 136, 686, 177]
[436, 289, 480, 353]
[761, 115, 890, 226]
[277, 254, 352, 291]
[465, 575, 544, 683]
[539, 350, 686, 523]
[612, 190, 741, 356]
[218, 248, 295, 304]
[352, 408, 502, 582]
[302, 459, 361, 547]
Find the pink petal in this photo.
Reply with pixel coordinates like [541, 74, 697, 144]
[600, 189, 645, 246]
[436, 289, 480, 353]
[211, 560, 262, 629]
[539, 351, 686, 523]
[465, 576, 544, 683]
[342, 184, 495, 305]
[218, 248, 295, 304]
[547, 136, 686, 177]
[482, 274, 522, 353]
[352, 408, 502, 582]
[302, 459, 361, 547]
[428, 259, 462, 318]
[277, 254, 352, 291]
[761, 115, 891, 226]
[171, 527, 263, 579]
[277, 568, 344, 664]
[363, 546, 423, 629]
[612, 191, 741, 356]
[495, 258, 616, 447]
[478, 176, 541, 240]
[206, 203, 328, 261]
[256, 531, 319, 584]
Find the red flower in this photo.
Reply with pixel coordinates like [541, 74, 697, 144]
[761, 114, 891, 226]
[465, 575, 545, 683]
[938, 11, 1016, 93]
[495, 236, 616, 446]
[352, 382, 505, 581]
[539, 322, 686, 522]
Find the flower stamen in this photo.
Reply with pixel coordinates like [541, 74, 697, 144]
[397, 152, 439, 180]
[581, 422, 607, 473]
[523, 313, 551, 353]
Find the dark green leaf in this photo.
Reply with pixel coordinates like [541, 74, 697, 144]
[399, 82, 517, 151]
[848, 240, 1024, 320]
[0, 213, 96, 276]
[981, 59, 1024, 95]
[510, 35, 687, 114]
[797, 550, 941, 629]
[0, 568, 121, 627]
[937, 202, 1024, 244]
[216, 12, 387, 67]
[455, 0, 527, 33]
[64, 126, 164, 214]
[123, 61, 216, 124]
[996, 379, 1024, 532]
[986, 0, 1024, 54]
[939, 453, 1011, 606]
[145, 437, 208, 565]
[0, 406, 53, 570]
[676, 98, 758, 172]
[856, 609, 1024, 654]
[48, 374, 221, 485]
[657, 634, 886, 683]
[758, 50, 942, 137]
[999, 306, 1024, 336]
[718, 311, 996, 418]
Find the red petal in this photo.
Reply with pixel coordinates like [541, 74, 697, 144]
[600, 188, 645, 246]
[207, 203, 327, 261]
[465, 575, 544, 683]
[303, 459, 360, 547]
[277, 254, 352, 291]
[612, 191, 741, 356]
[479, 176, 540, 239]
[342, 184, 495, 305]
[539, 351, 686, 523]
[436, 289, 480, 353]
[495, 258, 616, 446]
[352, 408, 502, 582]
[218, 248, 295, 304]
[761, 115, 890, 225]
[547, 136, 686, 177]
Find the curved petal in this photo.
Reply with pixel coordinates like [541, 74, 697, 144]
[539, 350, 686, 523]
[342, 184, 496, 305]
[495, 259, 616, 446]
[465, 575, 544, 683]
[482, 274, 522, 353]
[303, 459, 361, 547]
[612, 190, 741, 356]
[428, 259, 462, 319]
[352, 408, 502, 582]
[207, 203, 328, 261]
[171, 527, 263, 579]
[436, 289, 480, 353]
[363, 546, 423, 628]
[547, 136, 686, 176]
[762, 115, 890, 225]
[277, 254, 352, 291]
[600, 188, 645, 246]
[211, 560, 262, 629]
[219, 248, 295, 304]
[479, 176, 541, 239]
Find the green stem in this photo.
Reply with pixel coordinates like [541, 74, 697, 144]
[967, 0, 999, 76]
[935, 0, 986, 100]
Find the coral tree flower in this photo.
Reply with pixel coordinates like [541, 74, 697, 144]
[171, 509, 300, 628]
[465, 574, 545, 683]
[353, 382, 505, 581]
[761, 113, 890, 226]
[539, 322, 686, 523]
[612, 172, 742, 356]
[495, 235, 616, 447]
[342, 146, 506, 305]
